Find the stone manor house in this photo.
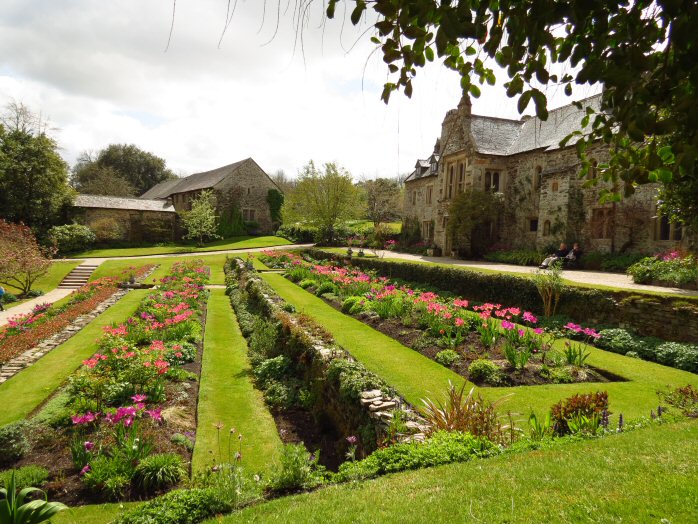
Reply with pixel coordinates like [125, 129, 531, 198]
[73, 158, 279, 243]
[404, 94, 685, 256]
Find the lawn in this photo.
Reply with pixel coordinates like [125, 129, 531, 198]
[53, 503, 135, 524]
[193, 289, 282, 473]
[0, 290, 146, 426]
[217, 420, 698, 523]
[260, 273, 698, 420]
[91, 254, 230, 286]
[3, 261, 80, 308]
[72, 235, 292, 258]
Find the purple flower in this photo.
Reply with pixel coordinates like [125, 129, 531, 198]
[84, 441, 95, 451]
[80, 464, 91, 476]
[346, 435, 358, 445]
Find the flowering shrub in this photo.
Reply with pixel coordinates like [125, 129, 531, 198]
[627, 251, 698, 287]
[0, 268, 149, 364]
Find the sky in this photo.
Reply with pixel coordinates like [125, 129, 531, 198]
[0, 0, 600, 180]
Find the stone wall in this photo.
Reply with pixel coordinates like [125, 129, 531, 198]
[78, 208, 176, 243]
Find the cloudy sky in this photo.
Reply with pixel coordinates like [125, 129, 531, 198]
[0, 0, 599, 180]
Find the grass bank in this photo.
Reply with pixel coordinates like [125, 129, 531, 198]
[3, 261, 80, 308]
[216, 420, 698, 523]
[193, 289, 282, 473]
[73, 236, 292, 258]
[0, 290, 147, 426]
[260, 273, 697, 420]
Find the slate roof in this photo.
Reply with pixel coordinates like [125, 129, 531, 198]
[74, 194, 176, 213]
[461, 94, 602, 157]
[405, 155, 440, 182]
[140, 158, 249, 199]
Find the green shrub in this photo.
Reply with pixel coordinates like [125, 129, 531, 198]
[334, 431, 497, 482]
[655, 342, 698, 372]
[268, 443, 326, 493]
[277, 223, 317, 243]
[315, 281, 339, 296]
[674, 346, 698, 373]
[596, 329, 642, 355]
[48, 223, 96, 254]
[627, 255, 698, 287]
[249, 318, 279, 357]
[327, 359, 391, 401]
[0, 465, 49, 489]
[82, 455, 133, 499]
[342, 296, 365, 313]
[434, 350, 461, 367]
[549, 366, 574, 384]
[467, 359, 502, 385]
[133, 453, 186, 492]
[263, 380, 293, 409]
[0, 421, 30, 466]
[254, 356, 291, 388]
[2, 292, 17, 303]
[298, 278, 317, 289]
[483, 249, 542, 266]
[114, 488, 231, 524]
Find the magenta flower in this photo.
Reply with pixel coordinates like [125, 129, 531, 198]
[84, 441, 95, 451]
[564, 322, 582, 333]
[501, 320, 515, 330]
[146, 408, 163, 422]
[80, 464, 91, 476]
[533, 327, 544, 335]
[522, 311, 538, 324]
[131, 394, 148, 403]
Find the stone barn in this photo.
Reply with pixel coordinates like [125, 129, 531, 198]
[141, 157, 281, 235]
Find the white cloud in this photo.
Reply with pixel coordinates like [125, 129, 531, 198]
[0, 0, 600, 180]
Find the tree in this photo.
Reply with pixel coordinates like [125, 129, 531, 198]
[447, 191, 503, 256]
[211, 2, 697, 228]
[0, 103, 73, 235]
[271, 169, 296, 194]
[362, 178, 403, 227]
[266, 188, 284, 228]
[282, 161, 364, 243]
[72, 144, 176, 196]
[180, 190, 222, 246]
[0, 220, 54, 296]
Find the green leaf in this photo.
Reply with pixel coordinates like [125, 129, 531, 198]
[564, 83, 572, 96]
[517, 91, 532, 114]
[469, 84, 481, 98]
[658, 146, 675, 164]
[425, 47, 434, 62]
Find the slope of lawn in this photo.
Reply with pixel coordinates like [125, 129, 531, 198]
[3, 261, 80, 308]
[73, 236, 292, 258]
[260, 273, 698, 420]
[53, 503, 135, 524]
[215, 420, 698, 524]
[193, 289, 282, 473]
[0, 290, 147, 426]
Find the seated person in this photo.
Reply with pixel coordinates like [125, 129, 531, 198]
[539, 243, 569, 269]
[563, 243, 583, 267]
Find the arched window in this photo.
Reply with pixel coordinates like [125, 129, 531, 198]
[447, 166, 455, 199]
[543, 220, 551, 236]
[534, 166, 542, 190]
[551, 181, 559, 192]
[485, 171, 500, 192]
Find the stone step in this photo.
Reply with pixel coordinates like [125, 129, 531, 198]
[58, 264, 99, 288]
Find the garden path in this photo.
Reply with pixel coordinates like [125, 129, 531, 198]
[356, 249, 698, 297]
[0, 288, 73, 327]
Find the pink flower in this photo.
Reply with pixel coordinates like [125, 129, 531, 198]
[518, 329, 526, 337]
[146, 408, 163, 422]
[533, 328, 544, 335]
[455, 317, 465, 327]
[84, 441, 94, 451]
[564, 322, 582, 333]
[131, 394, 148, 403]
[452, 299, 469, 308]
[501, 320, 515, 330]
[583, 327, 600, 339]
[522, 311, 538, 324]
[80, 464, 91, 476]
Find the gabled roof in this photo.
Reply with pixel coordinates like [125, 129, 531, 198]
[75, 194, 176, 213]
[140, 158, 250, 199]
[469, 116, 522, 155]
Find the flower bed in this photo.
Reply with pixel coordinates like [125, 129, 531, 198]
[260, 251, 622, 387]
[627, 250, 698, 289]
[0, 264, 154, 365]
[2, 260, 209, 504]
